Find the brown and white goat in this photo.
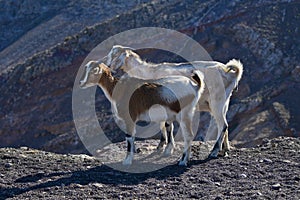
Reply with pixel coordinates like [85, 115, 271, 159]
[101, 45, 243, 158]
[79, 61, 205, 166]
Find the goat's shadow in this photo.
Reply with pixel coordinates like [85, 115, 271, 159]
[1, 157, 212, 199]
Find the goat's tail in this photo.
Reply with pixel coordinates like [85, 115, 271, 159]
[225, 59, 243, 81]
[191, 70, 205, 94]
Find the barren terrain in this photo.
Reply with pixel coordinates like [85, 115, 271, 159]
[1, 137, 299, 199]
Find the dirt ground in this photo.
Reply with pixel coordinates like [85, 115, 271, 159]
[0, 136, 299, 199]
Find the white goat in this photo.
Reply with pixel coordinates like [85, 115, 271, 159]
[101, 45, 243, 158]
[79, 61, 205, 166]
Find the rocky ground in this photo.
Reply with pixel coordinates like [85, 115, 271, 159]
[0, 136, 299, 199]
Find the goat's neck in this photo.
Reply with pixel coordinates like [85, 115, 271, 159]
[98, 70, 118, 101]
[125, 57, 151, 77]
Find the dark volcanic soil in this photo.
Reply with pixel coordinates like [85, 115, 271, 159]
[0, 136, 299, 199]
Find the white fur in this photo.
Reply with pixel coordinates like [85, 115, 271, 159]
[104, 45, 243, 158]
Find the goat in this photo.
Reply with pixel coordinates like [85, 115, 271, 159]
[79, 61, 205, 166]
[102, 45, 243, 158]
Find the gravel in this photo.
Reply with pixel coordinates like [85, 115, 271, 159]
[0, 136, 299, 199]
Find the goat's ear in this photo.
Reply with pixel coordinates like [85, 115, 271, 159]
[117, 50, 131, 67]
[124, 50, 132, 58]
[226, 66, 237, 73]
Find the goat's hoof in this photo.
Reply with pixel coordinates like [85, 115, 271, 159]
[122, 158, 133, 165]
[218, 150, 229, 157]
[136, 148, 142, 154]
[122, 160, 132, 165]
[163, 146, 174, 157]
[157, 142, 166, 150]
[163, 151, 172, 157]
[208, 153, 218, 159]
[177, 160, 188, 166]
[156, 146, 165, 153]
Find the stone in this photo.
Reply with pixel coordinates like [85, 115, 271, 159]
[271, 183, 281, 190]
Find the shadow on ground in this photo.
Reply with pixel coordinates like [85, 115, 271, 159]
[3, 158, 211, 199]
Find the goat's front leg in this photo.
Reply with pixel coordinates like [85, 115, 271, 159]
[164, 122, 175, 156]
[123, 125, 136, 165]
[208, 109, 228, 158]
[123, 134, 135, 165]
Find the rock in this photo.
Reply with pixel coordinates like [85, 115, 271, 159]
[72, 183, 85, 188]
[271, 183, 281, 190]
[240, 173, 247, 178]
[233, 23, 283, 71]
[272, 102, 290, 130]
[291, 66, 300, 82]
[4, 163, 12, 168]
[214, 182, 221, 187]
[263, 158, 273, 163]
[294, 176, 300, 182]
[92, 183, 103, 188]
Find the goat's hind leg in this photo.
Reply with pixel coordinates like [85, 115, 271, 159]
[208, 105, 228, 159]
[178, 117, 194, 166]
[209, 124, 228, 159]
[218, 101, 231, 157]
[219, 129, 230, 157]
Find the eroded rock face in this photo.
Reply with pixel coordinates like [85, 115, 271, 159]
[0, 0, 299, 153]
[0, 0, 150, 70]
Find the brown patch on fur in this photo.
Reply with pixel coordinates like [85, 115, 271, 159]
[98, 63, 118, 97]
[128, 83, 179, 121]
[128, 83, 196, 122]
